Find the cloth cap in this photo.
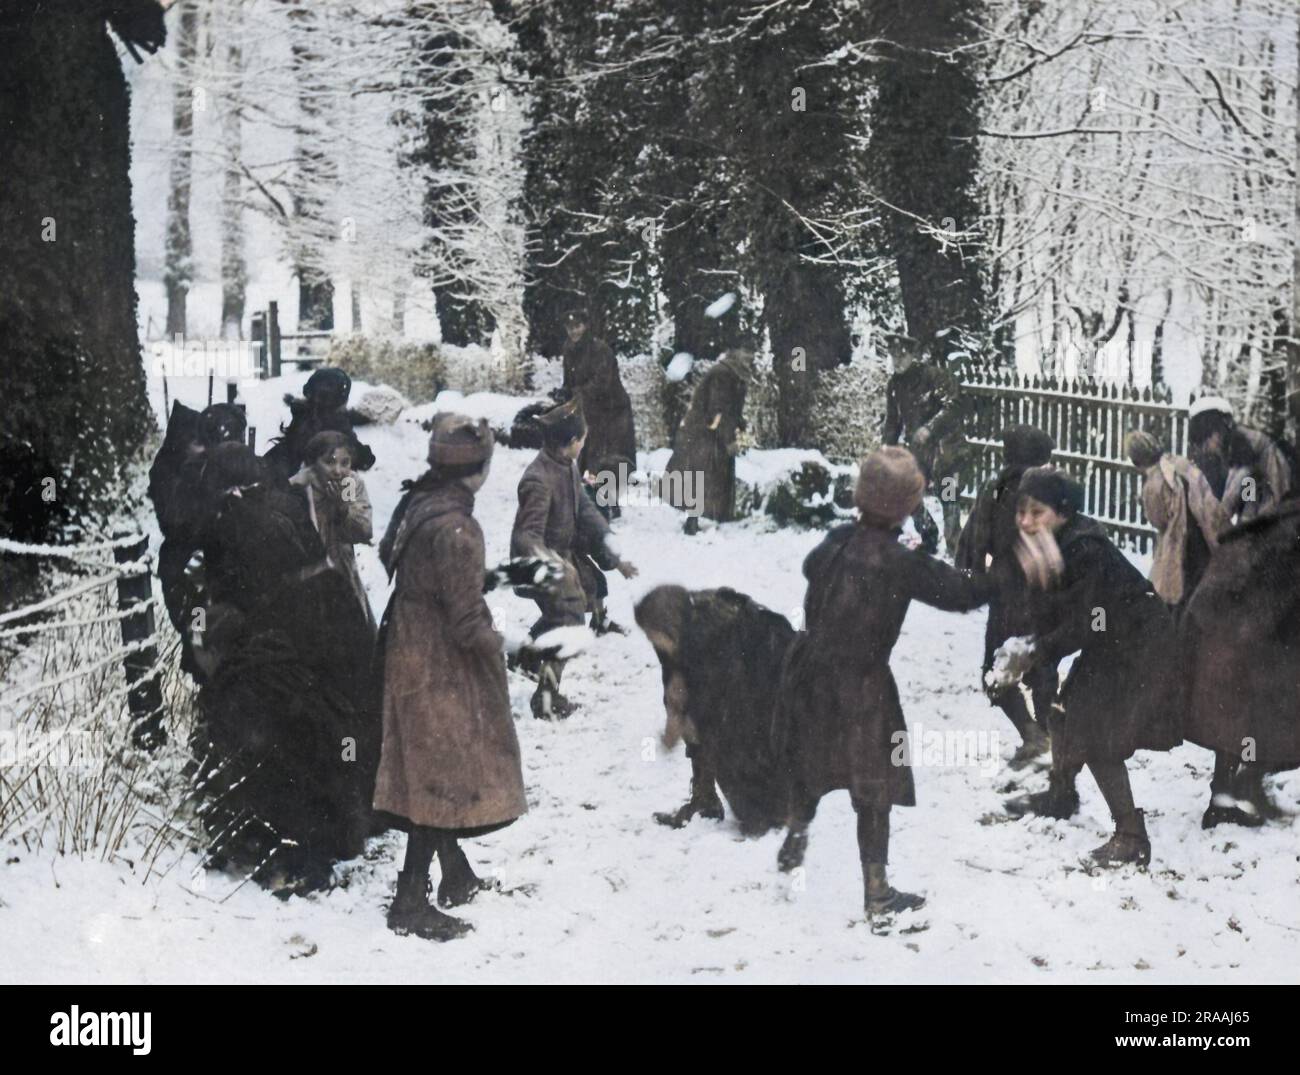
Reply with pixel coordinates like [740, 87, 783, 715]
[854, 446, 927, 527]
[426, 413, 494, 467]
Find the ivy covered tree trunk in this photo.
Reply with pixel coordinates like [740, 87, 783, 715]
[867, 0, 986, 355]
[0, 0, 162, 547]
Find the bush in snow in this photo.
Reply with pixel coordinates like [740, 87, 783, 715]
[758, 460, 856, 529]
[323, 336, 449, 404]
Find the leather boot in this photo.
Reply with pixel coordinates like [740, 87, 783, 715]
[387, 869, 473, 941]
[1090, 808, 1151, 867]
[436, 841, 495, 909]
[1201, 792, 1264, 830]
[1005, 770, 1080, 819]
[863, 862, 926, 917]
[777, 828, 809, 873]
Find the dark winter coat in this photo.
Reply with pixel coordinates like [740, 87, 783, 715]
[663, 358, 749, 521]
[1026, 515, 1181, 769]
[955, 463, 1038, 670]
[637, 586, 796, 834]
[512, 447, 619, 629]
[373, 482, 527, 829]
[561, 333, 637, 477]
[263, 395, 376, 480]
[1181, 498, 1300, 768]
[881, 362, 968, 480]
[195, 625, 372, 866]
[773, 522, 991, 810]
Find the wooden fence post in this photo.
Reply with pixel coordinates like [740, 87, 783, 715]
[269, 300, 282, 378]
[113, 534, 165, 751]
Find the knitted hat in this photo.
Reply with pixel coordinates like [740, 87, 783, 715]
[426, 413, 494, 467]
[303, 367, 352, 407]
[1018, 465, 1085, 515]
[537, 397, 587, 446]
[1124, 429, 1164, 470]
[854, 446, 927, 527]
[1002, 424, 1054, 468]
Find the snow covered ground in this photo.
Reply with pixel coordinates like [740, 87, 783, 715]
[2, 371, 1298, 984]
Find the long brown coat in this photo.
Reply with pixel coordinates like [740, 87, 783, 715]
[373, 483, 527, 830]
[1182, 499, 1300, 768]
[511, 448, 619, 630]
[562, 333, 637, 476]
[663, 358, 748, 521]
[774, 522, 990, 811]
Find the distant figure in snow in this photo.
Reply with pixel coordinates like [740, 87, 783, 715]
[559, 309, 637, 501]
[661, 348, 754, 534]
[881, 342, 969, 554]
[263, 367, 375, 481]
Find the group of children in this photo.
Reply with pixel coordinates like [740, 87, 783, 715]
[153, 362, 1297, 935]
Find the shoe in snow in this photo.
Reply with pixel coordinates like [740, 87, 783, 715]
[388, 870, 472, 941]
[1089, 809, 1151, 867]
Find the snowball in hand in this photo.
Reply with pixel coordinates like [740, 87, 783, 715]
[665, 352, 695, 382]
[985, 635, 1037, 690]
[704, 292, 737, 319]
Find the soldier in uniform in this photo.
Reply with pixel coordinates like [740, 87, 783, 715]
[881, 343, 969, 554]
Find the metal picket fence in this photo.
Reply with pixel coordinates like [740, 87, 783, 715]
[960, 364, 1189, 553]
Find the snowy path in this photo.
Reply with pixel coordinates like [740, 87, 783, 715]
[3, 374, 1298, 983]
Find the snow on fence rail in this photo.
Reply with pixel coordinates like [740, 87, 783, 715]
[960, 364, 1188, 553]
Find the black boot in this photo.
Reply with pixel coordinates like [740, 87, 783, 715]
[777, 828, 809, 872]
[387, 869, 472, 941]
[1234, 766, 1283, 821]
[436, 840, 495, 909]
[530, 658, 577, 720]
[1201, 793, 1265, 830]
[1005, 770, 1080, 819]
[1090, 808, 1151, 867]
[864, 862, 925, 917]
[683, 516, 700, 536]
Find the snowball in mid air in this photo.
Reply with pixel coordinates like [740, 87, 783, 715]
[665, 352, 695, 382]
[704, 292, 737, 319]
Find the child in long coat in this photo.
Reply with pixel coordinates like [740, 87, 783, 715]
[373, 415, 527, 941]
[774, 447, 992, 917]
[1003, 467, 1182, 866]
